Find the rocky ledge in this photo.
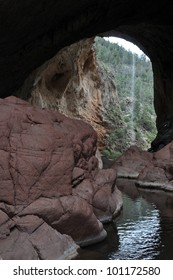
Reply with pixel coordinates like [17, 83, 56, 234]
[0, 96, 122, 260]
[112, 144, 173, 192]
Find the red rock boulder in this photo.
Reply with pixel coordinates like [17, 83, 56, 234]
[112, 145, 153, 179]
[0, 96, 122, 259]
[137, 142, 173, 191]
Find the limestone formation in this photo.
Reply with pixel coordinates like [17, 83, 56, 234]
[0, 96, 122, 259]
[16, 38, 119, 150]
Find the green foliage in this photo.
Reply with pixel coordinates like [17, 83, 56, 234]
[102, 149, 122, 159]
[94, 36, 156, 154]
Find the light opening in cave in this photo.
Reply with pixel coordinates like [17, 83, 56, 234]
[104, 37, 148, 58]
[94, 36, 156, 160]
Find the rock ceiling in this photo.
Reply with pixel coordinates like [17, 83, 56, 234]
[1, 0, 173, 127]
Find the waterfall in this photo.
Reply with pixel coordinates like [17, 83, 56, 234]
[130, 53, 136, 144]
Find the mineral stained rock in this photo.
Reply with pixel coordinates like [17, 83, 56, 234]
[16, 38, 119, 150]
[0, 96, 122, 259]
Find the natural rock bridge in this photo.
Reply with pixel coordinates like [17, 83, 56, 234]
[1, 0, 173, 260]
[1, 0, 173, 128]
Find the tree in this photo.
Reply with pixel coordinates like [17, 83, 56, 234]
[94, 36, 156, 153]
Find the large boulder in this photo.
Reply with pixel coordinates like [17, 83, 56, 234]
[112, 146, 153, 179]
[112, 142, 173, 192]
[137, 142, 173, 191]
[0, 96, 122, 259]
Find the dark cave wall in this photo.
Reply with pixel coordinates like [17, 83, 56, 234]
[1, 0, 173, 128]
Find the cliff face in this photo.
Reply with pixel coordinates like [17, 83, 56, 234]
[16, 38, 119, 149]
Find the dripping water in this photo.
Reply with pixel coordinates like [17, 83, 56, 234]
[130, 53, 136, 144]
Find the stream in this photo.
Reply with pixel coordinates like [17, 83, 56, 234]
[75, 179, 173, 260]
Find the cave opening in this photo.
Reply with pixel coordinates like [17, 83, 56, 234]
[94, 36, 156, 161]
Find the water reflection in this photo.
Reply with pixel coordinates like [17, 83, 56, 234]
[75, 179, 173, 260]
[109, 195, 161, 259]
[75, 222, 119, 260]
[139, 189, 173, 260]
[116, 179, 173, 260]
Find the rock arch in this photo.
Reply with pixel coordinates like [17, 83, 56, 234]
[1, 0, 173, 127]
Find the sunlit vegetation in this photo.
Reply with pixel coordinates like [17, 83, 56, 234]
[94, 37, 156, 157]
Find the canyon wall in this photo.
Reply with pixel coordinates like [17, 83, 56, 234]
[16, 38, 120, 150]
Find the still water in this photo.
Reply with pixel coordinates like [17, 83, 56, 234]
[76, 179, 173, 260]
